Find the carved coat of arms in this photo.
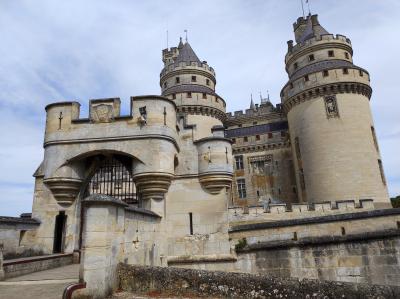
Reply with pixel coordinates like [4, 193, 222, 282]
[91, 104, 114, 123]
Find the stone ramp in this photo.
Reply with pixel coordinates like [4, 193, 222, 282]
[0, 264, 79, 299]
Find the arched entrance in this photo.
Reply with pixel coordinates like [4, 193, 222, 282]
[83, 154, 138, 205]
[53, 211, 67, 253]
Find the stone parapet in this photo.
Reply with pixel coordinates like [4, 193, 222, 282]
[229, 199, 376, 223]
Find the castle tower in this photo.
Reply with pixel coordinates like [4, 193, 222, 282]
[280, 15, 390, 207]
[160, 38, 227, 139]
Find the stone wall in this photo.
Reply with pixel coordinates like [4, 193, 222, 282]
[116, 263, 400, 299]
[228, 208, 400, 286]
[2, 253, 73, 280]
[77, 195, 165, 299]
[0, 216, 40, 258]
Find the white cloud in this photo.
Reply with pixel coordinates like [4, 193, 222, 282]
[0, 0, 399, 216]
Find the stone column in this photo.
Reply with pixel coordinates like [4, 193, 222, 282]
[79, 195, 126, 299]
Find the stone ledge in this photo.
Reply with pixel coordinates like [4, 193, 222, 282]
[237, 229, 400, 252]
[229, 208, 400, 232]
[0, 216, 40, 226]
[125, 206, 161, 218]
[82, 194, 128, 208]
[167, 254, 237, 265]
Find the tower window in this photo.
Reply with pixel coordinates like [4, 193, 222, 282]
[232, 138, 236, 144]
[202, 93, 207, 99]
[289, 83, 294, 89]
[191, 76, 197, 82]
[176, 77, 180, 83]
[323, 70, 329, 77]
[345, 52, 350, 59]
[359, 70, 364, 77]
[328, 50, 334, 57]
[253, 121, 257, 125]
[237, 179, 247, 199]
[187, 92, 192, 98]
[256, 135, 260, 141]
[206, 79, 210, 86]
[172, 93, 176, 99]
[294, 62, 298, 70]
[378, 159, 386, 185]
[244, 136, 248, 142]
[371, 126, 379, 151]
[235, 155, 244, 170]
[163, 82, 167, 88]
[268, 132, 273, 139]
[308, 54, 315, 61]
[343, 68, 349, 75]
[304, 75, 309, 82]
[215, 97, 219, 103]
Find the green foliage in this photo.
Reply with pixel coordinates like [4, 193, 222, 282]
[391, 195, 400, 208]
[235, 238, 247, 251]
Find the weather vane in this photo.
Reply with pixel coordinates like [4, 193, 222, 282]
[184, 29, 188, 42]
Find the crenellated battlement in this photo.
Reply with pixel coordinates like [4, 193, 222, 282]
[225, 103, 282, 119]
[160, 62, 215, 78]
[287, 34, 352, 58]
[229, 199, 375, 223]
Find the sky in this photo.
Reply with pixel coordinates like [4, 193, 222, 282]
[0, 0, 399, 216]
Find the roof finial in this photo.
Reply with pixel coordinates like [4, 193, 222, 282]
[306, 0, 311, 16]
[267, 90, 270, 102]
[184, 29, 188, 42]
[250, 94, 255, 110]
[178, 37, 184, 49]
[259, 91, 263, 102]
[300, 0, 305, 18]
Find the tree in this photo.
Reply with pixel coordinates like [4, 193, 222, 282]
[390, 195, 400, 208]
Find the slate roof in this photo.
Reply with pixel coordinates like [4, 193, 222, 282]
[174, 42, 201, 65]
[298, 15, 329, 43]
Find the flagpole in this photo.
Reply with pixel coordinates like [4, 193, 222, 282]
[300, 0, 305, 18]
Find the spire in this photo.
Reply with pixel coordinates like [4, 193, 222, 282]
[178, 37, 184, 49]
[260, 92, 265, 104]
[174, 41, 201, 65]
[250, 94, 255, 110]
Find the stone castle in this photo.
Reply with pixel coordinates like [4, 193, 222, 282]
[1, 14, 399, 298]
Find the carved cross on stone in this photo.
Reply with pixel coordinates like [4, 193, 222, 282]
[225, 147, 228, 164]
[58, 112, 63, 130]
[163, 107, 167, 125]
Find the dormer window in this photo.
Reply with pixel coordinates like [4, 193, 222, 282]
[176, 77, 180, 83]
[308, 54, 315, 62]
[191, 76, 197, 82]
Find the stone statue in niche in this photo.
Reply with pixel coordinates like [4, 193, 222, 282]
[324, 95, 339, 118]
[91, 104, 114, 123]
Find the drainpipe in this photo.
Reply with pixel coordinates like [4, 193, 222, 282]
[62, 281, 86, 299]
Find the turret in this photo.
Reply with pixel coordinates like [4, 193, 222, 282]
[280, 14, 390, 208]
[160, 39, 226, 139]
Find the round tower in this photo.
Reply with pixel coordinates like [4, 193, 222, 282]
[280, 14, 390, 208]
[160, 38, 226, 139]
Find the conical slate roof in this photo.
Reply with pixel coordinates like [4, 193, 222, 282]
[298, 15, 329, 43]
[174, 42, 201, 65]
